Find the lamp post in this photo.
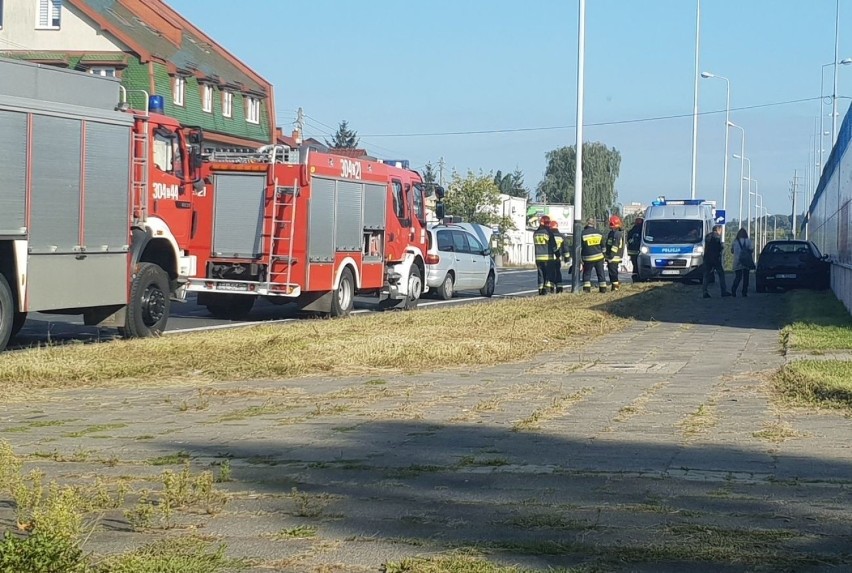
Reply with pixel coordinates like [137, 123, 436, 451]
[733, 150, 749, 230]
[701, 72, 730, 212]
[820, 58, 852, 165]
[690, 0, 701, 199]
[729, 124, 746, 227]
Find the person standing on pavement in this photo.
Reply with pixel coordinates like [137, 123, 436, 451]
[604, 215, 625, 291]
[533, 215, 557, 295]
[626, 216, 644, 282]
[581, 217, 609, 293]
[702, 224, 731, 299]
[549, 220, 565, 293]
[730, 227, 755, 297]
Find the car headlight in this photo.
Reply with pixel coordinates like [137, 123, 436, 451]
[640, 246, 649, 254]
[693, 245, 704, 254]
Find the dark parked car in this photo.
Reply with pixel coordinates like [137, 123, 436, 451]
[755, 240, 830, 292]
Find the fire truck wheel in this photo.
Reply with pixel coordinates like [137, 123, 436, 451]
[206, 295, 255, 320]
[437, 273, 454, 300]
[0, 274, 14, 351]
[480, 272, 496, 298]
[121, 262, 170, 338]
[403, 264, 423, 310]
[330, 267, 355, 317]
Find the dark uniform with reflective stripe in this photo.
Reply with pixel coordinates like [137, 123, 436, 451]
[581, 224, 608, 293]
[533, 225, 557, 294]
[626, 221, 643, 281]
[604, 227, 624, 290]
[549, 230, 565, 293]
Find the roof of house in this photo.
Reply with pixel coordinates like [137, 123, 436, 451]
[68, 0, 270, 95]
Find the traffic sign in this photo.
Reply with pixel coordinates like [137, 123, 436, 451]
[714, 209, 726, 225]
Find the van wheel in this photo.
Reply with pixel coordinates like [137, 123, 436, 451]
[480, 272, 495, 297]
[437, 273, 454, 300]
[120, 263, 170, 338]
[0, 275, 14, 352]
[11, 312, 27, 339]
[330, 267, 355, 317]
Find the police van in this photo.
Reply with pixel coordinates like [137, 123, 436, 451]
[636, 198, 717, 282]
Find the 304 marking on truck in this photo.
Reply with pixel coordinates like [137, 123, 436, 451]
[340, 159, 362, 180]
[153, 182, 179, 200]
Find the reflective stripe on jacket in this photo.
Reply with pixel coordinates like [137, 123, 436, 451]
[553, 232, 564, 259]
[626, 225, 642, 255]
[581, 226, 605, 262]
[533, 227, 556, 262]
[605, 229, 624, 262]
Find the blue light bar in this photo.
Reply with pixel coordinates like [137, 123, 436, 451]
[654, 198, 707, 206]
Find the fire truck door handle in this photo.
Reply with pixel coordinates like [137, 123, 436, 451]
[190, 211, 198, 239]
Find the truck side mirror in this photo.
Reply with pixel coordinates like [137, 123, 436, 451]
[435, 201, 445, 220]
[190, 144, 203, 170]
[188, 129, 204, 145]
[434, 185, 446, 200]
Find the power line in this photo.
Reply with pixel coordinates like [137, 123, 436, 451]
[355, 96, 822, 138]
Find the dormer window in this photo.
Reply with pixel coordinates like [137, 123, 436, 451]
[246, 96, 260, 124]
[201, 84, 213, 113]
[222, 91, 233, 118]
[173, 76, 185, 106]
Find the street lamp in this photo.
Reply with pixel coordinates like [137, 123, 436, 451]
[732, 149, 749, 229]
[822, 58, 852, 152]
[729, 123, 746, 227]
[701, 72, 731, 212]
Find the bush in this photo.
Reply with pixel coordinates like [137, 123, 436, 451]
[0, 531, 91, 573]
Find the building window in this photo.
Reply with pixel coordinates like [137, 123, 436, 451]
[201, 84, 213, 113]
[88, 67, 116, 77]
[173, 76, 185, 106]
[245, 96, 260, 124]
[222, 91, 233, 118]
[37, 0, 61, 29]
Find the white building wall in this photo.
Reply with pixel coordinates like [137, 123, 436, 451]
[497, 194, 534, 266]
[0, 0, 123, 52]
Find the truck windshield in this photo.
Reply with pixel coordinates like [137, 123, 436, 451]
[643, 219, 703, 244]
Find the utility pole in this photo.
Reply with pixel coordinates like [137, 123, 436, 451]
[438, 157, 445, 188]
[790, 170, 801, 239]
[690, 0, 701, 199]
[293, 107, 304, 144]
[572, 0, 586, 293]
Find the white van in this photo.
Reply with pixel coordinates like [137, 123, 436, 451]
[637, 199, 716, 282]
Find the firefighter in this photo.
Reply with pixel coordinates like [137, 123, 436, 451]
[549, 220, 564, 293]
[604, 215, 625, 291]
[580, 217, 608, 293]
[626, 216, 644, 282]
[533, 215, 557, 295]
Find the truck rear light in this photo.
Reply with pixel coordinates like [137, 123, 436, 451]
[425, 254, 440, 264]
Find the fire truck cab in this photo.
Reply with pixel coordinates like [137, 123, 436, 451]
[185, 148, 433, 318]
[0, 58, 202, 350]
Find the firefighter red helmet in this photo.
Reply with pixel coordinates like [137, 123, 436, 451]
[609, 215, 622, 228]
[549, 220, 559, 230]
[539, 215, 551, 227]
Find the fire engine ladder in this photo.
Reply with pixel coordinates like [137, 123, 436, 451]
[266, 178, 299, 291]
[131, 117, 149, 223]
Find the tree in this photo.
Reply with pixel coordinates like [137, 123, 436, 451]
[442, 171, 515, 254]
[536, 142, 621, 220]
[493, 169, 529, 199]
[422, 162, 438, 188]
[325, 120, 360, 149]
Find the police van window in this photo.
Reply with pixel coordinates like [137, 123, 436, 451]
[412, 183, 425, 224]
[643, 219, 703, 244]
[391, 180, 405, 219]
[452, 231, 471, 254]
[436, 230, 454, 252]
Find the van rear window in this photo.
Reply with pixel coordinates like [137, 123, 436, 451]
[644, 220, 703, 244]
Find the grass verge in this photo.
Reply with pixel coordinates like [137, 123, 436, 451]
[781, 290, 852, 351]
[772, 360, 852, 411]
[0, 284, 667, 397]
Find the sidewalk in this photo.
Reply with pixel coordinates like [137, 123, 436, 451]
[1, 283, 850, 572]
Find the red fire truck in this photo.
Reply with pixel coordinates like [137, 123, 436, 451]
[184, 148, 435, 318]
[0, 58, 204, 351]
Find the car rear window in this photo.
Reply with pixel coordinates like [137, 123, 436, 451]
[765, 243, 811, 255]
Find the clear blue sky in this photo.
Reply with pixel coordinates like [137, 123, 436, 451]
[169, 0, 850, 218]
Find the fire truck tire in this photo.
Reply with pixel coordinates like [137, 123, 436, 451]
[0, 275, 14, 351]
[120, 263, 170, 339]
[330, 267, 355, 317]
[480, 272, 496, 298]
[437, 273, 454, 300]
[206, 295, 255, 320]
[403, 264, 423, 310]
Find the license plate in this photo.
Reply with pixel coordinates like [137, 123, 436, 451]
[218, 282, 249, 292]
[777, 273, 796, 279]
[662, 270, 680, 275]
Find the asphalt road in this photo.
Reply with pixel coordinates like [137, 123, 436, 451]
[11, 268, 542, 348]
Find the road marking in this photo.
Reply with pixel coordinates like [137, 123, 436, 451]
[165, 287, 543, 335]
